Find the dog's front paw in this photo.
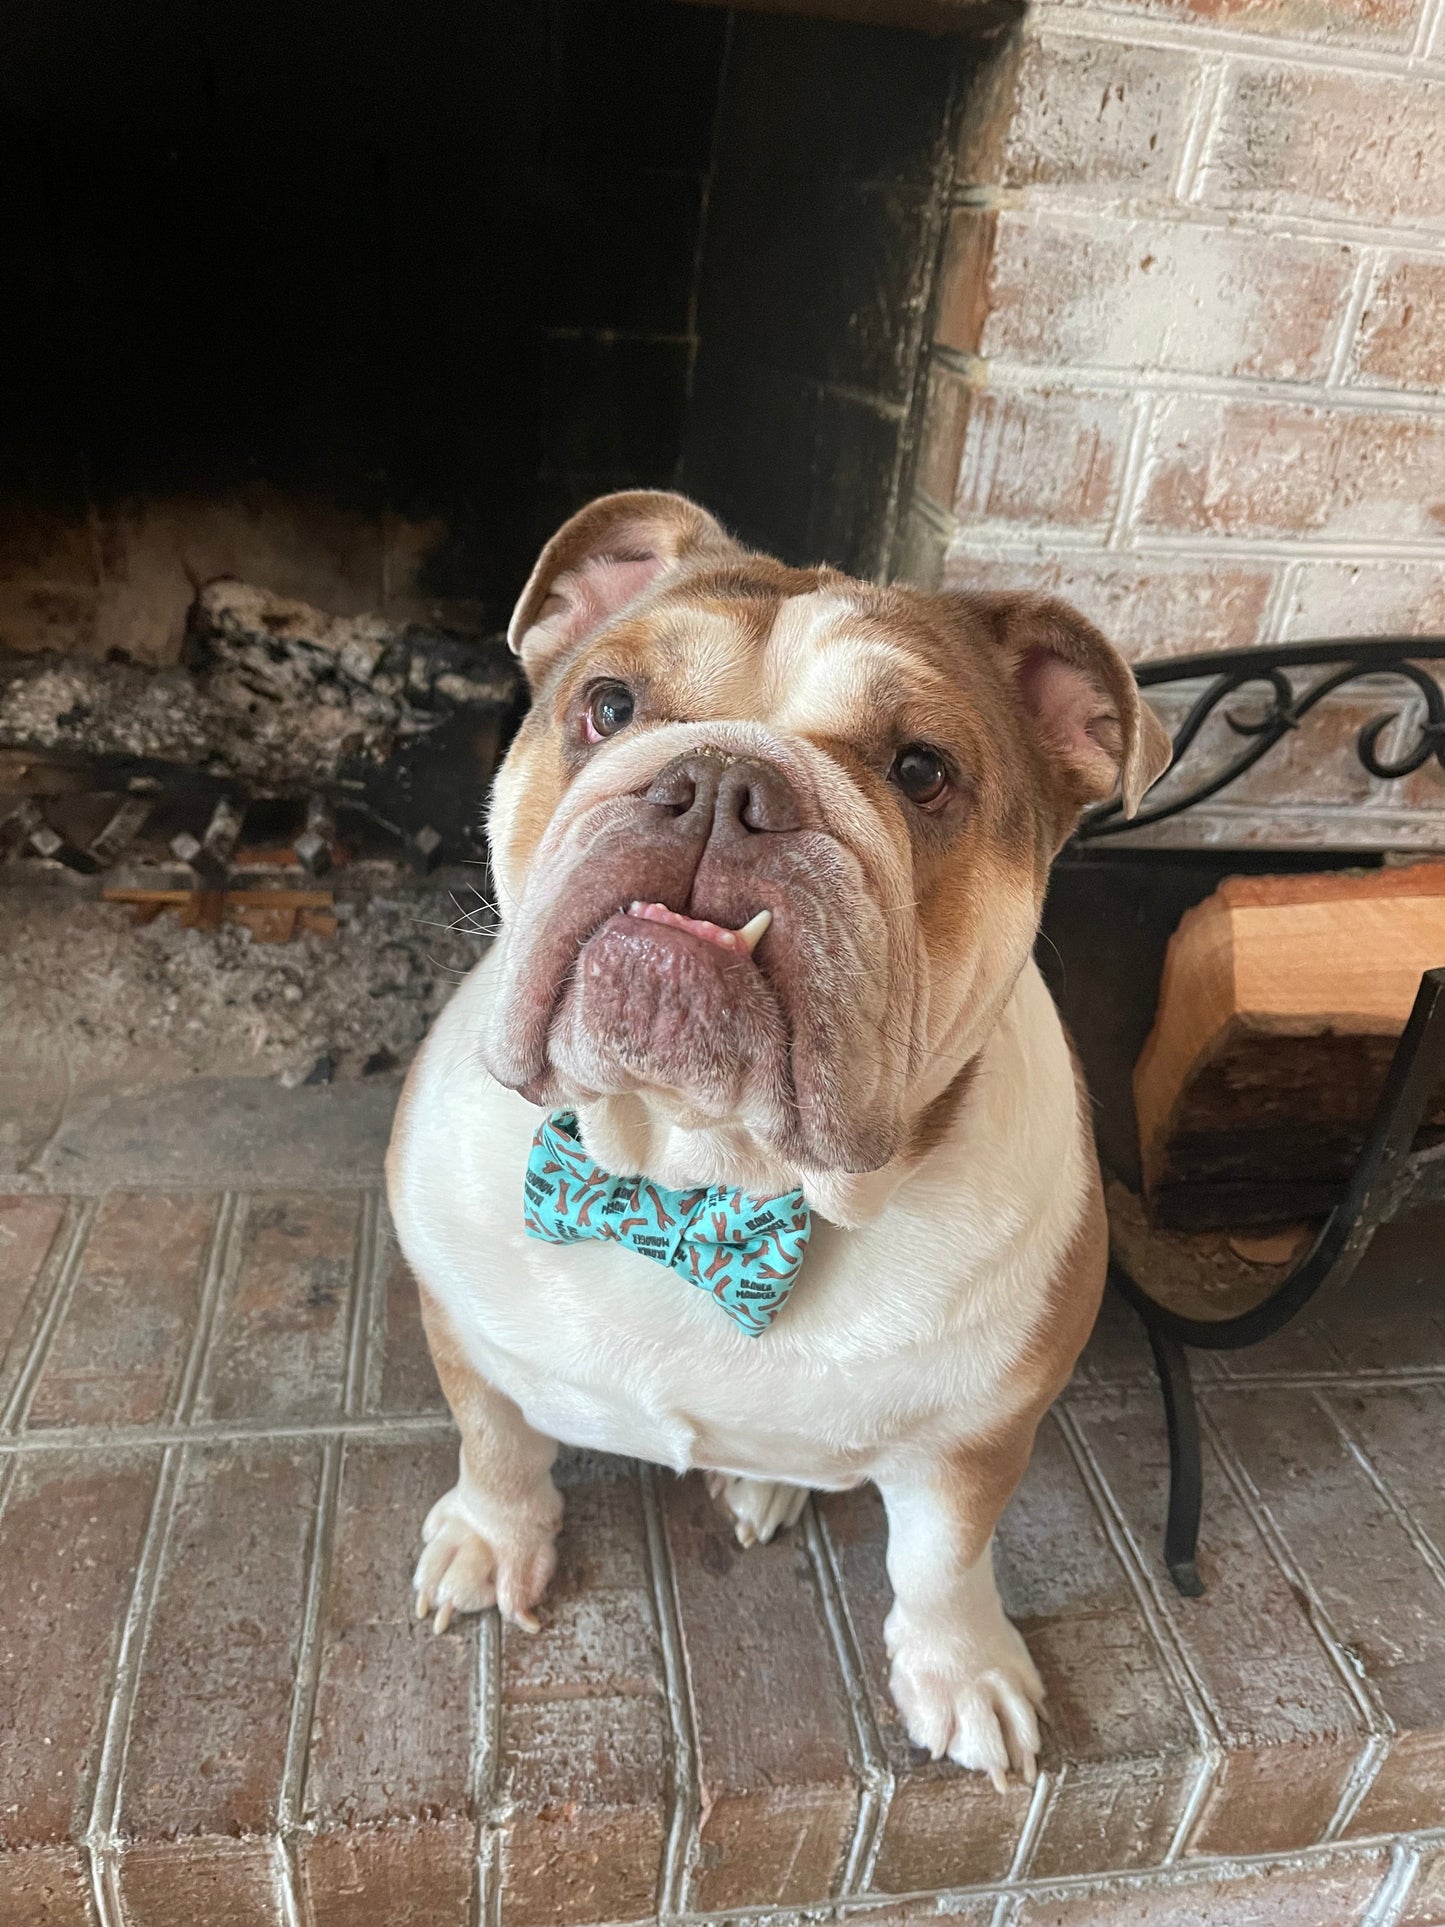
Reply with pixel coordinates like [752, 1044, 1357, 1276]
[414, 1483, 561, 1635]
[886, 1610, 1044, 1791]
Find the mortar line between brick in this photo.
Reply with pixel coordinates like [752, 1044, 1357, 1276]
[1, 1196, 95, 1433]
[1195, 1398, 1393, 1775]
[1412, 0, 1445, 60]
[0, 1409, 458, 1455]
[1364, 1839, 1423, 1927]
[1327, 250, 1383, 388]
[1077, 804, 1445, 844]
[171, 1190, 243, 1423]
[342, 1189, 379, 1420]
[1105, 392, 1156, 550]
[1001, 1765, 1056, 1886]
[361, 1203, 395, 1413]
[628, 1828, 1442, 1927]
[0, 1197, 88, 1428]
[13, 1174, 386, 1200]
[1068, 1365, 1445, 1404]
[474, 1606, 503, 1927]
[87, 1843, 117, 1927]
[478, 1826, 502, 1927]
[948, 182, 1445, 255]
[1314, 1389, 1445, 1595]
[935, 512, 1445, 563]
[183, 1190, 252, 1422]
[932, 350, 1445, 420]
[1052, 1406, 1225, 1854]
[1332, 1728, 1394, 1845]
[804, 1501, 894, 1894]
[1174, 56, 1227, 206]
[278, 1435, 343, 1836]
[1259, 558, 1302, 646]
[1030, 3, 1445, 84]
[539, 1828, 1445, 1927]
[640, 1463, 702, 1919]
[86, 1441, 185, 1847]
[276, 1833, 309, 1927]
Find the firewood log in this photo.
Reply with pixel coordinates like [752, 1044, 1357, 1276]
[1134, 866, 1445, 1229]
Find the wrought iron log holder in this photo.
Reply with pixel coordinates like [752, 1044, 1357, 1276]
[1073, 637, 1445, 1598]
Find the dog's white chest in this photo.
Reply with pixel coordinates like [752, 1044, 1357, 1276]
[387, 954, 1086, 1483]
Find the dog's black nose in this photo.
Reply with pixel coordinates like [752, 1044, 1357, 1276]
[645, 750, 803, 839]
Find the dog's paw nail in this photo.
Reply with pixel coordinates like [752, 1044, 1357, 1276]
[989, 1767, 1008, 1795]
[433, 1601, 454, 1636]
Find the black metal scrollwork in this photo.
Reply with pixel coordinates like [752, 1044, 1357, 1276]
[1077, 636, 1445, 841]
[1081, 634, 1445, 1596]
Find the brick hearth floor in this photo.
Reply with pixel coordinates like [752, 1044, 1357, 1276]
[3, 1081, 1444, 1927]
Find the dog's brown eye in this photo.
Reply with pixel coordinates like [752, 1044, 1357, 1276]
[585, 681, 635, 742]
[891, 744, 950, 811]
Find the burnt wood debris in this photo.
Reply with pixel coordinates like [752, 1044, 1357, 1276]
[0, 580, 523, 876]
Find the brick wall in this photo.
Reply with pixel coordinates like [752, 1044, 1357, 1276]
[900, 1, 1445, 679]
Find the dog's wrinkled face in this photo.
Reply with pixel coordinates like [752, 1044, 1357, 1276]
[481, 492, 1168, 1197]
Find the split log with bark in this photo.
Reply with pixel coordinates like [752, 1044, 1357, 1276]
[1135, 865, 1445, 1229]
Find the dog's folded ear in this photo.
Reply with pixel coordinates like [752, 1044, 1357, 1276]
[508, 491, 738, 687]
[953, 592, 1172, 830]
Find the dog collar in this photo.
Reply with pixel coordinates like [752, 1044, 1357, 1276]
[523, 1111, 811, 1336]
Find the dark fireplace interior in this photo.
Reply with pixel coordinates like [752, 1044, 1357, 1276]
[2, 0, 988, 669]
[0, 0, 1001, 1133]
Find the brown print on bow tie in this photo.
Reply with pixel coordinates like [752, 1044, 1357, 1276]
[750, 1231, 800, 1281]
[639, 1184, 679, 1233]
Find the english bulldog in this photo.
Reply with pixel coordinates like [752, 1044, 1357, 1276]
[385, 490, 1170, 1787]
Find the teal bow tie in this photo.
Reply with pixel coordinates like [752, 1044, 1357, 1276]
[523, 1111, 811, 1336]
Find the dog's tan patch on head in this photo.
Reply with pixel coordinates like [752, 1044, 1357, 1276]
[640, 564, 849, 725]
[776, 591, 1050, 970]
[651, 604, 772, 720]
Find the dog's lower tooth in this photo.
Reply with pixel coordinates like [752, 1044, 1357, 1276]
[737, 909, 772, 954]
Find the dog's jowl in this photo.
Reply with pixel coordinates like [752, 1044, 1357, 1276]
[385, 490, 1170, 1788]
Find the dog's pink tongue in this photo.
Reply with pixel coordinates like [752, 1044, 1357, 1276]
[626, 900, 766, 957]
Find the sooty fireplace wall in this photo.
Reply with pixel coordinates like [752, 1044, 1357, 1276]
[0, 0, 1006, 673]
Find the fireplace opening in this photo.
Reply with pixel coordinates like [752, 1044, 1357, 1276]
[2, 1, 995, 662]
[1, 0, 1007, 1122]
